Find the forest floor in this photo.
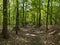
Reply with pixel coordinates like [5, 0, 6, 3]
[0, 24, 60, 45]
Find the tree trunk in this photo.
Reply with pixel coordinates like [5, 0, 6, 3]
[8, 0, 10, 25]
[2, 0, 8, 39]
[46, 0, 50, 31]
[38, 0, 41, 27]
[14, 0, 20, 34]
[22, 0, 25, 26]
[50, 0, 53, 25]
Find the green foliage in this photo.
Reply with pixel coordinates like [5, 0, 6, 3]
[0, 0, 60, 26]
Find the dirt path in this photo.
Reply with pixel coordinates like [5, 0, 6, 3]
[0, 25, 60, 45]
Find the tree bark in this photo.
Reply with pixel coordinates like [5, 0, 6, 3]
[38, 0, 41, 27]
[50, 0, 53, 25]
[46, 0, 50, 31]
[14, 0, 20, 34]
[2, 0, 8, 39]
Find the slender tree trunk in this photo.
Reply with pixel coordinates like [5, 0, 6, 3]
[36, 0, 39, 27]
[46, 0, 50, 31]
[31, 13, 35, 25]
[38, 0, 41, 27]
[37, 10, 39, 27]
[22, 0, 25, 26]
[14, 0, 20, 34]
[55, 15, 57, 24]
[25, 0, 28, 25]
[50, 0, 53, 25]
[8, 0, 10, 25]
[33, 14, 35, 25]
[2, 0, 8, 39]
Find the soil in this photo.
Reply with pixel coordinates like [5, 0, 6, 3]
[0, 24, 60, 45]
